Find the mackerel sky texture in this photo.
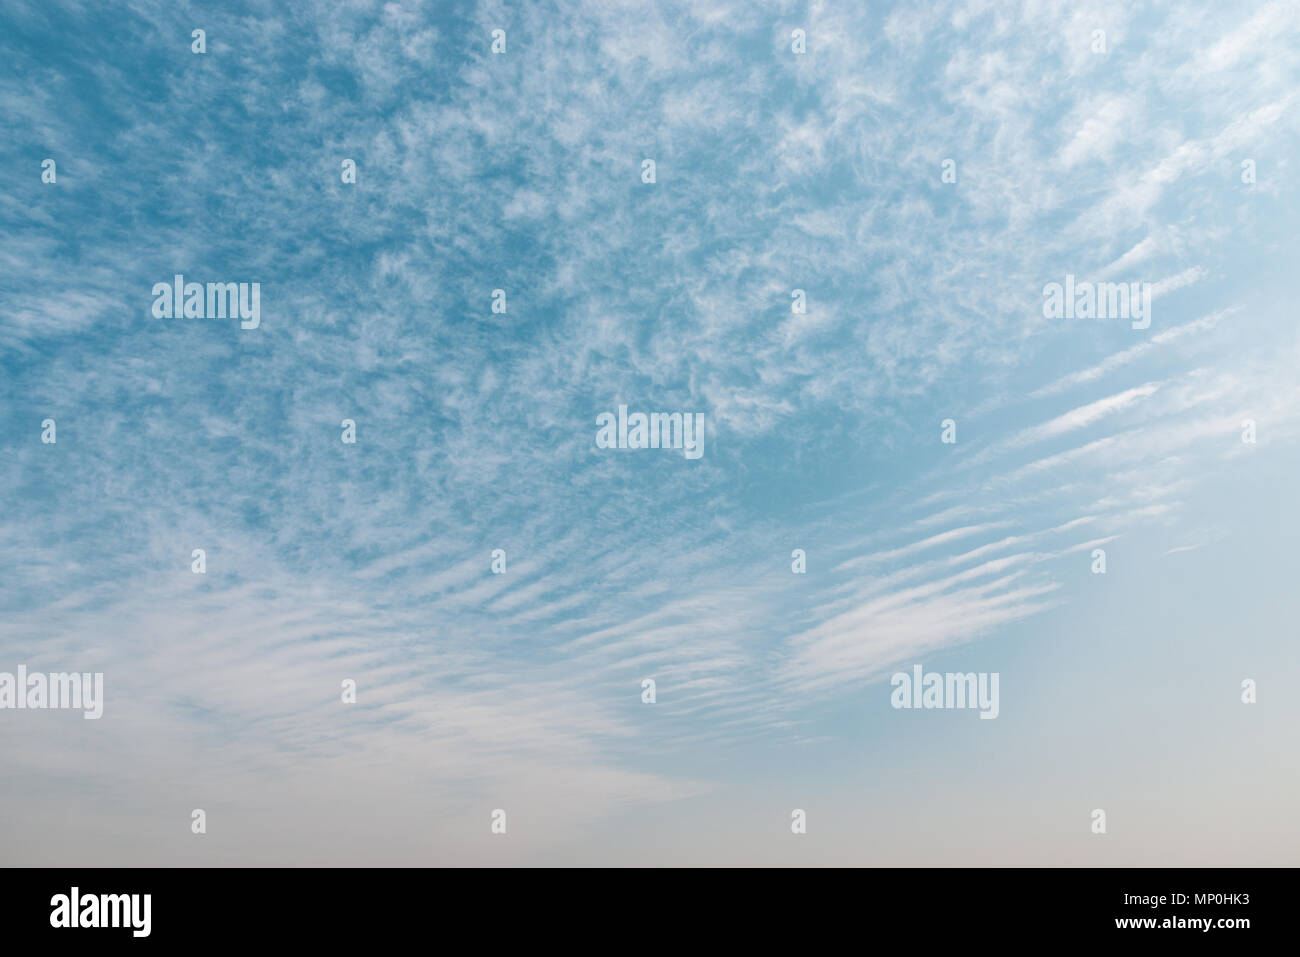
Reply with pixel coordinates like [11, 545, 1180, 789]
[2, 0, 1299, 864]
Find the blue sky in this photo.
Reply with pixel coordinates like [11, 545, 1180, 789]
[2, 0, 1299, 865]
